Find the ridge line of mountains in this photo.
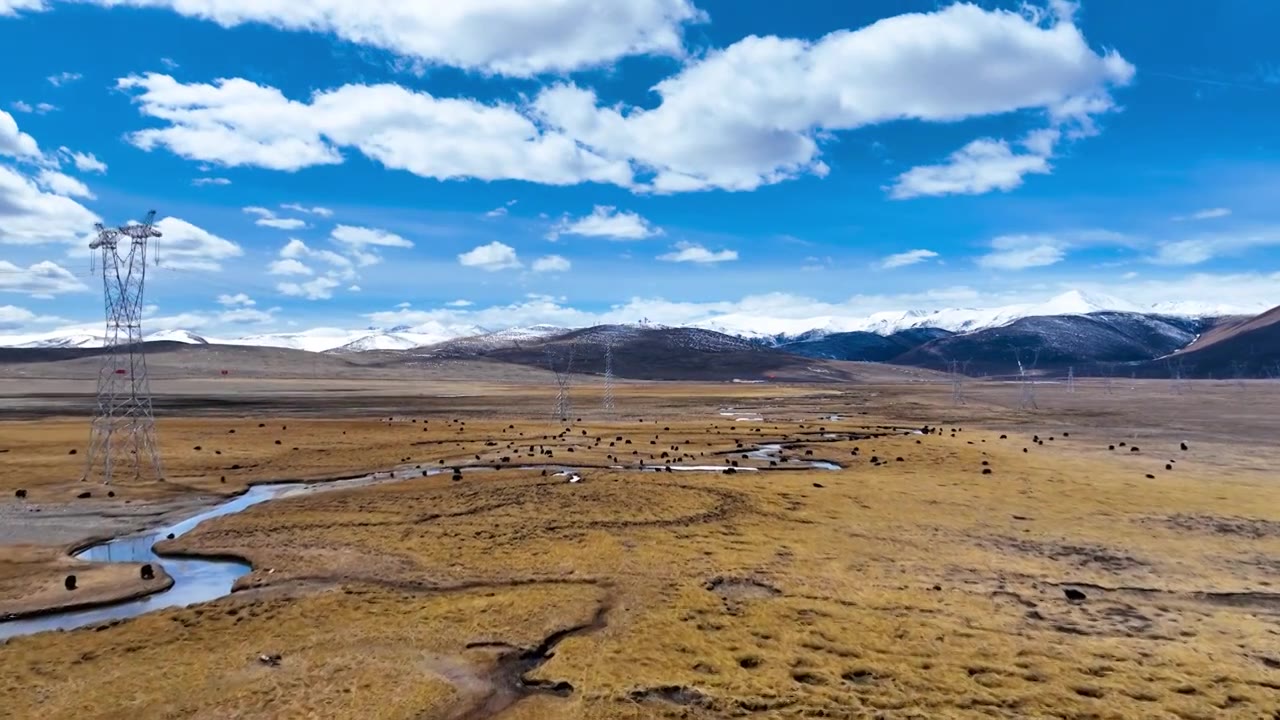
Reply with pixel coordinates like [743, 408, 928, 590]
[3, 291, 1277, 380]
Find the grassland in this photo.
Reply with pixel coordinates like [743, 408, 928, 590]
[1, 380, 1278, 719]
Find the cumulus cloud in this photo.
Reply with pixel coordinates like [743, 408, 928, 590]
[888, 137, 1052, 199]
[277, 275, 340, 300]
[446, 299, 473, 307]
[330, 224, 413, 267]
[280, 203, 333, 217]
[46, 71, 82, 87]
[459, 241, 521, 271]
[549, 205, 662, 240]
[146, 217, 243, 271]
[534, 3, 1132, 192]
[0, 109, 42, 160]
[243, 205, 307, 230]
[657, 241, 737, 264]
[977, 234, 1068, 270]
[192, 177, 231, 186]
[113, 4, 1129, 196]
[10, 101, 57, 115]
[72, 0, 704, 76]
[881, 249, 939, 269]
[57, 147, 107, 173]
[267, 258, 312, 276]
[0, 1, 46, 17]
[117, 73, 632, 186]
[35, 169, 94, 199]
[0, 303, 64, 330]
[0, 259, 88, 297]
[216, 292, 255, 307]
[0, 165, 100, 244]
[532, 254, 571, 272]
[279, 237, 354, 277]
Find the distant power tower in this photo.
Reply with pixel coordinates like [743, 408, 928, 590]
[1066, 366, 1077, 394]
[602, 339, 617, 415]
[948, 360, 968, 406]
[1015, 350, 1039, 411]
[546, 343, 576, 422]
[84, 210, 164, 485]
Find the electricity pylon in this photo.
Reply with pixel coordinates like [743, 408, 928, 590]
[84, 210, 164, 485]
[602, 339, 616, 415]
[546, 343, 576, 422]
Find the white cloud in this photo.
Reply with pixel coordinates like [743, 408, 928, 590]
[330, 224, 412, 267]
[458, 241, 521, 271]
[56, 148, 107, 173]
[532, 254, 571, 272]
[888, 137, 1052, 199]
[192, 177, 231, 186]
[217, 292, 255, 307]
[977, 234, 1067, 270]
[446, 299, 473, 307]
[1149, 227, 1280, 266]
[0, 303, 64, 330]
[117, 74, 632, 186]
[549, 205, 662, 240]
[74, 0, 703, 76]
[348, 284, 361, 292]
[35, 169, 94, 199]
[0, 0, 45, 18]
[331, 224, 412, 249]
[47, 71, 82, 87]
[243, 206, 307, 230]
[534, 3, 1132, 192]
[280, 203, 333, 217]
[881, 249, 939, 269]
[8, 101, 53, 115]
[1172, 207, 1232, 222]
[0, 260, 88, 297]
[277, 276, 340, 300]
[0, 109, 42, 160]
[482, 199, 518, 219]
[267, 258, 312, 276]
[279, 237, 353, 276]
[149, 217, 244, 271]
[657, 241, 737, 264]
[0, 165, 100, 244]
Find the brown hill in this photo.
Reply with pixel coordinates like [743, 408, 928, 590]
[1158, 305, 1280, 377]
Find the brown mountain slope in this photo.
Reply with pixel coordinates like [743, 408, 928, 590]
[1160, 305, 1280, 377]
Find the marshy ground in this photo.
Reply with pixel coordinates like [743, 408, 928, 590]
[1, 379, 1278, 718]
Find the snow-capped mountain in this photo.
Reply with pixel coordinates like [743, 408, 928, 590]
[416, 325, 569, 355]
[147, 329, 211, 344]
[0, 290, 1269, 353]
[695, 291, 1147, 341]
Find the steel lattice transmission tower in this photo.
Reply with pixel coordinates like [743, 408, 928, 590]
[602, 339, 617, 415]
[84, 210, 164, 485]
[545, 343, 576, 422]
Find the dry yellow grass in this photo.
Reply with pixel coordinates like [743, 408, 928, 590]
[1, 386, 1279, 719]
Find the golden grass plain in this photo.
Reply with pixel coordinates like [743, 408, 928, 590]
[1, 380, 1278, 719]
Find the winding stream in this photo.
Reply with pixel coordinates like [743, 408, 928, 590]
[1, 448, 843, 641]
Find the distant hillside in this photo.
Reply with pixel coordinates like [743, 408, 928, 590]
[892, 312, 1212, 376]
[468, 325, 859, 382]
[778, 328, 953, 361]
[1155, 305, 1280, 378]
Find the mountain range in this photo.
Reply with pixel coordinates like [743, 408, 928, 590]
[2, 291, 1264, 353]
[3, 291, 1277, 378]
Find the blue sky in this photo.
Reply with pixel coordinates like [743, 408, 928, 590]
[1, 0, 1278, 338]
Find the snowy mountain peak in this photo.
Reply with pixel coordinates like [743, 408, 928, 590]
[147, 329, 210, 344]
